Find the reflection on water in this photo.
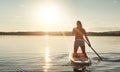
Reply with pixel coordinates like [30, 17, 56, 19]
[43, 46, 51, 72]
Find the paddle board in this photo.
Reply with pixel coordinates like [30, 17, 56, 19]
[69, 52, 91, 69]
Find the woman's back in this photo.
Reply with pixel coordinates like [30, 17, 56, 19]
[73, 27, 85, 39]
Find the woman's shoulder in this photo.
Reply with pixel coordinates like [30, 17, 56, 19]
[82, 28, 85, 31]
[73, 27, 77, 30]
[81, 28, 86, 34]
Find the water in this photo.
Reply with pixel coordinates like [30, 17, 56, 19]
[0, 36, 120, 72]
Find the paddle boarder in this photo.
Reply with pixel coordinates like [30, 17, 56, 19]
[72, 21, 91, 58]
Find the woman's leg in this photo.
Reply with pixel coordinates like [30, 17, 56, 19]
[74, 46, 79, 53]
[74, 46, 79, 57]
[80, 45, 88, 58]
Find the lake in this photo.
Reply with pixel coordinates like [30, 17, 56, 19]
[0, 36, 120, 72]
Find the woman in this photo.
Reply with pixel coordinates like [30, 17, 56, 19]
[72, 21, 91, 58]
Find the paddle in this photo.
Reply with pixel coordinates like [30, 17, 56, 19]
[89, 46, 103, 61]
[85, 40, 103, 61]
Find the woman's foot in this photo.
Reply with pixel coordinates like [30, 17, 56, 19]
[73, 53, 79, 58]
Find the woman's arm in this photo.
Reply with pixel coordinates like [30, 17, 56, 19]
[83, 29, 91, 47]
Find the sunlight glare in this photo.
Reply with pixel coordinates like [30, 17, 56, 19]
[45, 46, 50, 62]
[43, 46, 51, 72]
[36, 3, 63, 31]
[38, 3, 61, 24]
[42, 5, 60, 23]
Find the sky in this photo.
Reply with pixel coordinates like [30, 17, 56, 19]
[0, 0, 120, 32]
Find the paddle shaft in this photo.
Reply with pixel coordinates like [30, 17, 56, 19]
[84, 40, 103, 61]
[89, 46, 103, 61]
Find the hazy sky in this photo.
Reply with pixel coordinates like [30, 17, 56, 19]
[0, 0, 120, 32]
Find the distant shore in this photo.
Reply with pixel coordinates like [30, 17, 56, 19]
[0, 31, 120, 36]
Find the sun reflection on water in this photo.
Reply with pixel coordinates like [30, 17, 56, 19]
[43, 46, 51, 72]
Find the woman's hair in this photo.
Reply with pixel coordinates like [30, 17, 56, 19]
[76, 21, 82, 28]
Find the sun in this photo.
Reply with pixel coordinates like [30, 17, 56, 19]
[36, 3, 62, 30]
[41, 4, 60, 23]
